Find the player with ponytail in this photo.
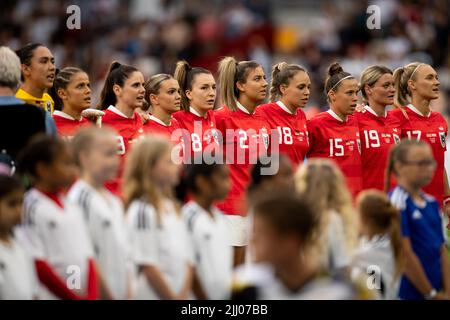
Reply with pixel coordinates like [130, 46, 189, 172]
[307, 62, 362, 198]
[97, 61, 145, 196]
[258, 62, 310, 167]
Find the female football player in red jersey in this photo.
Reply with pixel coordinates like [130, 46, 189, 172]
[258, 62, 310, 167]
[172, 61, 219, 162]
[356, 65, 401, 191]
[143, 73, 181, 138]
[98, 61, 145, 196]
[216, 56, 269, 266]
[307, 62, 362, 199]
[50, 67, 92, 138]
[392, 62, 450, 221]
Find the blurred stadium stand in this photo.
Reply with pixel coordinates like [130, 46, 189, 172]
[0, 0, 448, 116]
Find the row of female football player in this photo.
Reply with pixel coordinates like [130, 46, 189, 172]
[1, 43, 449, 299]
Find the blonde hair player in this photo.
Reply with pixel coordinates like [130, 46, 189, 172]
[391, 62, 450, 226]
[356, 65, 402, 191]
[215, 56, 270, 266]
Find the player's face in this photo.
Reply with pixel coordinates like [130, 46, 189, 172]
[332, 79, 359, 116]
[210, 164, 231, 200]
[0, 190, 23, 233]
[369, 73, 395, 107]
[152, 78, 181, 114]
[152, 149, 181, 188]
[186, 73, 216, 113]
[117, 71, 145, 109]
[83, 134, 120, 183]
[411, 65, 440, 101]
[239, 66, 268, 103]
[42, 145, 78, 190]
[251, 214, 298, 265]
[282, 71, 311, 109]
[397, 145, 436, 188]
[60, 72, 91, 112]
[23, 46, 55, 90]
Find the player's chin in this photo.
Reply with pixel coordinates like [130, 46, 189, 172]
[82, 100, 91, 108]
[258, 91, 267, 99]
[44, 79, 54, 87]
[135, 100, 144, 108]
[348, 105, 357, 114]
[430, 92, 440, 99]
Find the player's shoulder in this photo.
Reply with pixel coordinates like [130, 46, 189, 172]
[214, 105, 233, 120]
[100, 107, 118, 122]
[430, 110, 447, 123]
[127, 199, 155, 215]
[42, 93, 54, 103]
[256, 102, 277, 113]
[388, 107, 409, 120]
[346, 114, 359, 125]
[307, 111, 333, 128]
[388, 186, 411, 210]
[126, 199, 157, 228]
[172, 110, 187, 121]
[182, 201, 204, 230]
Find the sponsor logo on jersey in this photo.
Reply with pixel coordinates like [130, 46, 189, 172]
[412, 210, 422, 220]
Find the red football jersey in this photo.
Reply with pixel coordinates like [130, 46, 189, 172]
[355, 106, 402, 191]
[143, 115, 181, 138]
[214, 104, 270, 216]
[307, 109, 363, 198]
[257, 101, 309, 167]
[52, 111, 91, 138]
[101, 106, 144, 196]
[390, 104, 448, 203]
[172, 108, 220, 162]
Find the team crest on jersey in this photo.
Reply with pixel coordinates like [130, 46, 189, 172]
[393, 134, 400, 144]
[439, 132, 446, 149]
[357, 139, 361, 154]
[261, 128, 269, 150]
[46, 101, 52, 112]
[211, 129, 220, 145]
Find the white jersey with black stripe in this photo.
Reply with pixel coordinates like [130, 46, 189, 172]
[15, 188, 93, 299]
[68, 180, 131, 299]
[126, 198, 192, 300]
[0, 237, 39, 299]
[182, 201, 233, 299]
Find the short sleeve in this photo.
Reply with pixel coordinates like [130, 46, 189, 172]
[15, 204, 47, 260]
[327, 212, 350, 269]
[399, 207, 411, 238]
[126, 202, 159, 266]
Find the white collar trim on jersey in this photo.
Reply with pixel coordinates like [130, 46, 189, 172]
[276, 101, 295, 115]
[149, 115, 169, 126]
[406, 104, 431, 118]
[364, 105, 387, 118]
[107, 105, 134, 119]
[236, 101, 253, 114]
[53, 110, 77, 121]
[189, 106, 207, 118]
[327, 108, 346, 122]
